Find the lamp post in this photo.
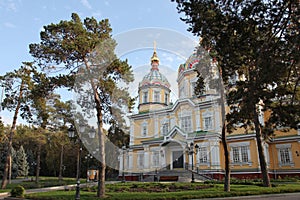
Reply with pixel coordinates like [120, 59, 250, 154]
[85, 153, 93, 183]
[186, 142, 199, 183]
[68, 124, 90, 200]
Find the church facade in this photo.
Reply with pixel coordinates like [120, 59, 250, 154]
[119, 48, 300, 181]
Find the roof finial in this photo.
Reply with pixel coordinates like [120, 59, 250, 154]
[151, 40, 159, 63]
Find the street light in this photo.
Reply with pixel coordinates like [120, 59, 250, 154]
[68, 125, 84, 200]
[186, 142, 199, 183]
[85, 154, 93, 183]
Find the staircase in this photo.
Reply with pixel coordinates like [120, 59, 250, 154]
[142, 169, 213, 182]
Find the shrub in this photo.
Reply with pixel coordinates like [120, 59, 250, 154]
[10, 185, 25, 197]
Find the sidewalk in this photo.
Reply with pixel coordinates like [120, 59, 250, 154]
[200, 192, 300, 200]
[0, 181, 118, 199]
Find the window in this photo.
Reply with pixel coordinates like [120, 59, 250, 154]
[142, 125, 147, 136]
[276, 144, 294, 166]
[141, 122, 148, 136]
[231, 145, 250, 164]
[179, 85, 185, 98]
[164, 93, 168, 104]
[143, 91, 148, 103]
[279, 148, 291, 164]
[152, 151, 159, 167]
[232, 147, 240, 163]
[154, 91, 160, 102]
[138, 154, 144, 169]
[180, 116, 192, 132]
[204, 117, 212, 130]
[241, 146, 249, 162]
[191, 81, 197, 96]
[199, 147, 208, 163]
[162, 123, 168, 135]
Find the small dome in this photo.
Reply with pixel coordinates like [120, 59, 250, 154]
[139, 44, 170, 89]
[178, 53, 200, 76]
[139, 68, 170, 88]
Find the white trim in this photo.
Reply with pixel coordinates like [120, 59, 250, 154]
[229, 141, 250, 147]
[276, 143, 291, 148]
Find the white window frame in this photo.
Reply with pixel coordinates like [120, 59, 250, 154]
[137, 153, 144, 169]
[198, 147, 208, 164]
[232, 146, 240, 163]
[154, 90, 160, 102]
[162, 123, 168, 135]
[141, 121, 148, 137]
[164, 92, 168, 104]
[204, 117, 212, 130]
[142, 91, 148, 103]
[190, 79, 197, 97]
[229, 142, 251, 166]
[202, 110, 214, 131]
[180, 115, 192, 133]
[276, 144, 294, 167]
[152, 151, 159, 167]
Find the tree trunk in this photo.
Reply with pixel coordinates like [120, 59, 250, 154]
[219, 67, 230, 191]
[221, 124, 230, 191]
[253, 107, 271, 187]
[58, 145, 64, 181]
[1, 80, 24, 189]
[85, 58, 106, 198]
[96, 122, 106, 198]
[35, 144, 41, 183]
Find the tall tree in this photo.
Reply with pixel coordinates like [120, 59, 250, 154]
[174, 0, 299, 187]
[16, 145, 29, 178]
[29, 13, 134, 198]
[0, 63, 33, 188]
[193, 48, 230, 191]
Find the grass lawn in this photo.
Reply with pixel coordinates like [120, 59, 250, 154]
[25, 181, 300, 200]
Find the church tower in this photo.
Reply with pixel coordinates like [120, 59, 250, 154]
[138, 43, 171, 112]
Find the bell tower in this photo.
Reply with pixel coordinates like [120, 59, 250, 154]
[138, 42, 171, 112]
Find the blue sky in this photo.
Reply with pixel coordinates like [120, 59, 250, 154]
[0, 0, 198, 125]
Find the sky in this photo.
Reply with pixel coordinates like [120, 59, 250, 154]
[0, 0, 199, 125]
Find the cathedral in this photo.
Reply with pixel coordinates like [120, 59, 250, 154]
[119, 46, 300, 181]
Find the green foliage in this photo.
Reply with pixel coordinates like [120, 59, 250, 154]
[25, 182, 300, 200]
[16, 145, 29, 178]
[174, 0, 299, 132]
[174, 0, 299, 188]
[10, 185, 25, 197]
[194, 71, 205, 97]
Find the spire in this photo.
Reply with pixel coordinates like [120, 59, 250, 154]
[151, 41, 159, 64]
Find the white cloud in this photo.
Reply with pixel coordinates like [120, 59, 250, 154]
[80, 0, 92, 9]
[0, 0, 18, 11]
[4, 22, 16, 28]
[92, 11, 102, 18]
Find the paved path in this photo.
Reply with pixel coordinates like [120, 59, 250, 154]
[200, 192, 300, 200]
[0, 181, 118, 199]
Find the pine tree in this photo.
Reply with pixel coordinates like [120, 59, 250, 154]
[11, 147, 18, 179]
[0, 64, 34, 188]
[25, 149, 36, 176]
[16, 146, 29, 178]
[174, 0, 299, 187]
[29, 13, 134, 198]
